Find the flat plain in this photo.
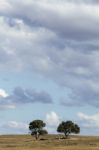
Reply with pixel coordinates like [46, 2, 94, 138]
[0, 135, 99, 150]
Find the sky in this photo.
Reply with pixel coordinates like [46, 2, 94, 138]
[0, 0, 99, 135]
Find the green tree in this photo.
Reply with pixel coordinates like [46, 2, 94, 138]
[29, 120, 48, 140]
[57, 120, 80, 138]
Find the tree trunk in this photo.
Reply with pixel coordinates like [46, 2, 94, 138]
[35, 132, 39, 140]
[65, 132, 69, 139]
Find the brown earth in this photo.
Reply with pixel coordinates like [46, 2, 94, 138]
[0, 134, 99, 150]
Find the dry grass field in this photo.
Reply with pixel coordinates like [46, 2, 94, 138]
[0, 134, 99, 150]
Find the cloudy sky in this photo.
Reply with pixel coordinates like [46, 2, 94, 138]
[0, 0, 99, 135]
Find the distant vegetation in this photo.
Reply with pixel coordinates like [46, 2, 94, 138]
[57, 120, 80, 138]
[29, 119, 80, 140]
[29, 120, 48, 140]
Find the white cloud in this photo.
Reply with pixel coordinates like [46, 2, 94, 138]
[78, 112, 99, 129]
[46, 111, 60, 127]
[0, 89, 15, 110]
[6, 121, 28, 129]
[0, 121, 28, 134]
[0, 0, 11, 11]
[0, 89, 8, 98]
[0, 89, 14, 110]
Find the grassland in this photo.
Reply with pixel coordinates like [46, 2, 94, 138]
[0, 134, 99, 150]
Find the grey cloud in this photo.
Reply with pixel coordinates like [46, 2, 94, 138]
[0, 0, 99, 107]
[0, 98, 15, 110]
[0, 0, 99, 41]
[10, 87, 53, 104]
[0, 87, 52, 110]
[62, 0, 99, 4]
[61, 81, 99, 107]
[4, 17, 21, 29]
[0, 50, 13, 63]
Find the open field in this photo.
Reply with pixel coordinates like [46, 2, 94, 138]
[0, 135, 99, 150]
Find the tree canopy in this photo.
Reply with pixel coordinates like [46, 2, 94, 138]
[57, 120, 80, 138]
[29, 120, 48, 140]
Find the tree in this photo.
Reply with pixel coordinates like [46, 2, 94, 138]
[57, 120, 80, 138]
[29, 120, 48, 140]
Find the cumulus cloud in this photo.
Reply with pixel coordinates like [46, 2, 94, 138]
[46, 111, 60, 127]
[0, 89, 8, 98]
[45, 111, 60, 134]
[78, 112, 99, 129]
[0, 87, 52, 110]
[0, 0, 99, 107]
